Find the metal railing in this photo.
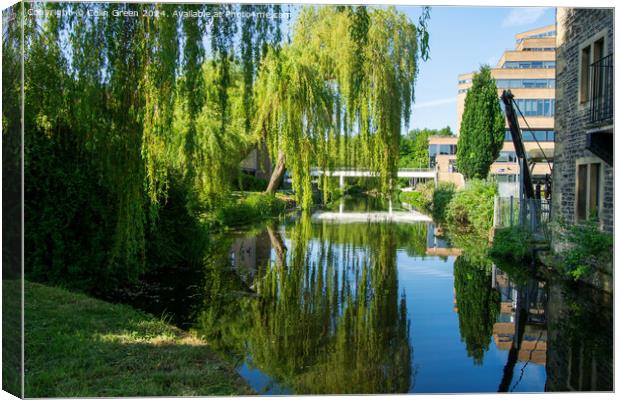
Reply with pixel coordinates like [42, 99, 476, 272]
[494, 196, 551, 240]
[590, 53, 613, 124]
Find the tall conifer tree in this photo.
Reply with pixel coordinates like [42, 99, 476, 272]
[456, 66, 505, 179]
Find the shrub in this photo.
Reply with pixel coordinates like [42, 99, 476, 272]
[399, 180, 434, 211]
[431, 182, 456, 223]
[446, 179, 497, 236]
[557, 218, 613, 281]
[489, 226, 532, 262]
[236, 173, 268, 192]
[209, 193, 287, 227]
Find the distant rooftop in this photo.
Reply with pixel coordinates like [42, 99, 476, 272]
[515, 24, 556, 43]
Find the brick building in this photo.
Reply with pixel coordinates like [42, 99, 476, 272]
[551, 9, 613, 236]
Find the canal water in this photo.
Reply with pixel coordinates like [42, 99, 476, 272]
[127, 197, 613, 394]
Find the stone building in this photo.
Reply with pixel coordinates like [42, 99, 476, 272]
[551, 8, 613, 235]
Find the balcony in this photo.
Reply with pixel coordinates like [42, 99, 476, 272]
[589, 53, 613, 124]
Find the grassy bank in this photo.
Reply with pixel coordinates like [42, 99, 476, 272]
[5, 280, 251, 397]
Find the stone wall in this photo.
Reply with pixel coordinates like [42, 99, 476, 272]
[552, 8, 614, 236]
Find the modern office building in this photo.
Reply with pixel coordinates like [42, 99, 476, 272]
[430, 24, 557, 192]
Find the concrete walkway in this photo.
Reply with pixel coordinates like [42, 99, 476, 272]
[311, 210, 432, 223]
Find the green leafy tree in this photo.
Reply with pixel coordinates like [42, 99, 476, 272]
[456, 66, 504, 179]
[21, 2, 283, 292]
[257, 6, 431, 206]
[399, 127, 452, 168]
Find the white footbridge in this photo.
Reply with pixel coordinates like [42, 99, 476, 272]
[286, 167, 437, 188]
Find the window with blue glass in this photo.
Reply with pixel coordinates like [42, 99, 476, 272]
[496, 174, 518, 183]
[504, 130, 555, 142]
[517, 30, 556, 42]
[429, 145, 437, 167]
[439, 144, 457, 155]
[512, 99, 555, 116]
[496, 151, 517, 162]
[495, 79, 555, 89]
[502, 61, 555, 69]
[523, 47, 555, 51]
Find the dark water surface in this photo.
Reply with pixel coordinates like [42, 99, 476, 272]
[127, 199, 613, 394]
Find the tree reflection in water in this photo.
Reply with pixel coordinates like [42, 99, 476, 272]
[453, 256, 501, 365]
[195, 215, 423, 394]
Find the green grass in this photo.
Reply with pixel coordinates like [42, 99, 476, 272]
[2, 280, 22, 397]
[7, 280, 252, 397]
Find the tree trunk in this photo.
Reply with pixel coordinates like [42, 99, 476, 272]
[266, 226, 287, 268]
[265, 150, 286, 194]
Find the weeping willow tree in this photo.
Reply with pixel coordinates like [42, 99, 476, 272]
[254, 47, 334, 209]
[172, 60, 250, 206]
[21, 2, 283, 291]
[256, 6, 430, 207]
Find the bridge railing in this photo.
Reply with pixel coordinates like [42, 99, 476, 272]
[308, 167, 435, 173]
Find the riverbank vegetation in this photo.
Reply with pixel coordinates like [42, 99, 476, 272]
[553, 218, 613, 281]
[402, 179, 496, 237]
[6, 280, 251, 397]
[401, 179, 497, 265]
[445, 179, 497, 237]
[489, 226, 532, 263]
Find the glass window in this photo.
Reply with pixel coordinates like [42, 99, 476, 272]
[534, 131, 547, 141]
[502, 61, 555, 69]
[506, 130, 554, 142]
[496, 174, 517, 182]
[576, 162, 601, 221]
[511, 99, 555, 116]
[429, 144, 438, 157]
[577, 164, 588, 220]
[439, 144, 455, 155]
[496, 151, 517, 163]
[589, 163, 601, 217]
[495, 79, 554, 89]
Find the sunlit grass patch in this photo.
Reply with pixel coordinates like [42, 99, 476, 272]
[13, 280, 252, 397]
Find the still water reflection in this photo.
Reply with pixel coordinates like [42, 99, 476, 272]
[130, 203, 612, 394]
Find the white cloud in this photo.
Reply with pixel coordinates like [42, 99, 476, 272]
[412, 97, 457, 109]
[502, 8, 549, 28]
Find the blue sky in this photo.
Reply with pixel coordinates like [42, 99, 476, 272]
[399, 6, 556, 133]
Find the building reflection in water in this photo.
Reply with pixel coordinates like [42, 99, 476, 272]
[545, 281, 613, 391]
[425, 223, 462, 257]
[491, 266, 548, 367]
[229, 230, 272, 289]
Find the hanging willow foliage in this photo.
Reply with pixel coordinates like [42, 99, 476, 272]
[254, 47, 334, 209]
[173, 61, 249, 205]
[140, 3, 179, 216]
[258, 6, 430, 206]
[23, 2, 283, 277]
